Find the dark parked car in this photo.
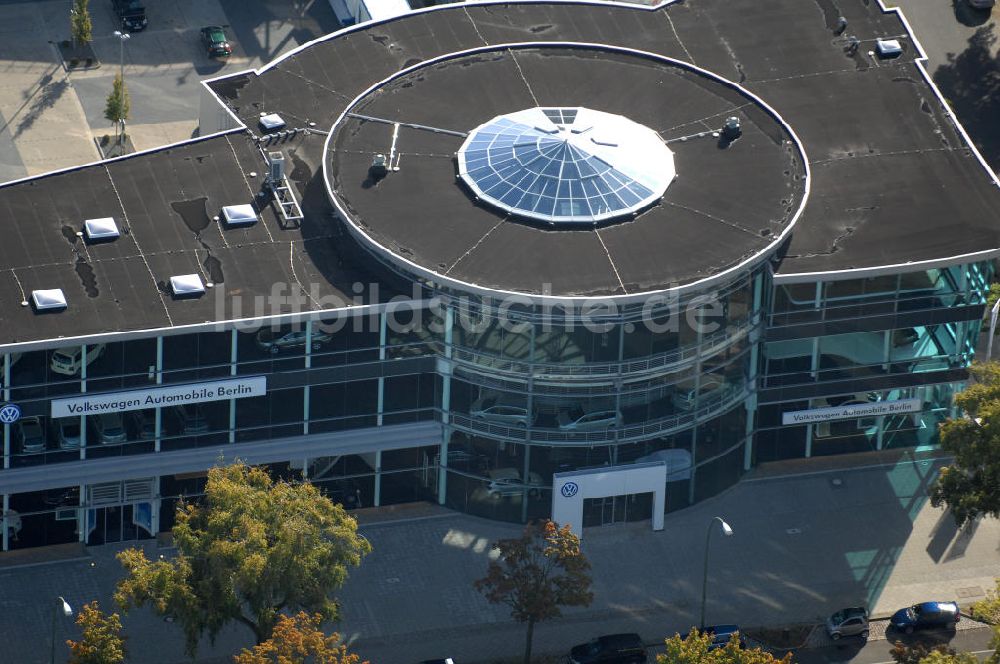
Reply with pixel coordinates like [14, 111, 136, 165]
[200, 26, 233, 58]
[890, 602, 960, 634]
[569, 633, 647, 663]
[112, 0, 147, 32]
[680, 625, 744, 651]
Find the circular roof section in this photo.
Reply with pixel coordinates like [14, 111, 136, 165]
[457, 107, 675, 226]
[325, 45, 809, 301]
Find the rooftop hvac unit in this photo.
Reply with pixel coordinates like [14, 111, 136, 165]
[268, 152, 286, 183]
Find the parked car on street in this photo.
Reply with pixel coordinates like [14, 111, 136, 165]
[826, 607, 869, 640]
[557, 407, 622, 431]
[486, 467, 543, 498]
[569, 633, 647, 663]
[681, 625, 744, 651]
[890, 601, 960, 634]
[50, 344, 105, 376]
[200, 25, 233, 58]
[112, 0, 147, 31]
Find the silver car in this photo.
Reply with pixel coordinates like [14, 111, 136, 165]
[470, 396, 532, 427]
[826, 607, 869, 640]
[557, 407, 622, 431]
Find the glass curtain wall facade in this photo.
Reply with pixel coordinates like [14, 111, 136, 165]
[438, 267, 765, 523]
[2, 260, 989, 551]
[755, 261, 992, 462]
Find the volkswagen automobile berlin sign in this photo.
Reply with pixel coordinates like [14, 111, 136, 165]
[560, 481, 579, 498]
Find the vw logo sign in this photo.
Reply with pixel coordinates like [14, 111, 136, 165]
[0, 403, 21, 425]
[560, 482, 579, 498]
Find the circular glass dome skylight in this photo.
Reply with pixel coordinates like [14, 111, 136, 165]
[457, 107, 675, 225]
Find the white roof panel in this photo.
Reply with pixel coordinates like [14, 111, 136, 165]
[876, 39, 902, 56]
[169, 274, 206, 297]
[259, 113, 286, 131]
[221, 204, 257, 226]
[84, 217, 120, 241]
[31, 288, 67, 311]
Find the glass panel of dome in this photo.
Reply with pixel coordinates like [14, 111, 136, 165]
[457, 107, 674, 225]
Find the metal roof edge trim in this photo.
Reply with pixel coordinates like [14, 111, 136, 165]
[0, 127, 248, 190]
[773, 248, 1000, 285]
[323, 41, 811, 304]
[0, 302, 392, 354]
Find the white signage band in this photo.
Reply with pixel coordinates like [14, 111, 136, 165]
[51, 376, 267, 418]
[782, 397, 921, 426]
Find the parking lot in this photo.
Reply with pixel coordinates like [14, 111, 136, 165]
[0, 0, 341, 182]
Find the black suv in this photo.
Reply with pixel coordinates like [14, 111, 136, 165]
[112, 0, 147, 31]
[569, 633, 647, 663]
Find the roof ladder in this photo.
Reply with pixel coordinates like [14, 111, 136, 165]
[265, 151, 304, 225]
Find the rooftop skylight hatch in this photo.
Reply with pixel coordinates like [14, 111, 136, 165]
[30, 288, 67, 312]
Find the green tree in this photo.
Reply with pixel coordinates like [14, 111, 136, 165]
[971, 578, 1000, 624]
[890, 641, 977, 664]
[475, 520, 593, 664]
[114, 462, 371, 657]
[659, 628, 793, 664]
[66, 601, 126, 664]
[930, 362, 1000, 526]
[104, 74, 130, 147]
[70, 0, 92, 47]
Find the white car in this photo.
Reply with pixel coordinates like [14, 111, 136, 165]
[557, 407, 622, 431]
[486, 468, 544, 497]
[470, 396, 532, 427]
[50, 344, 105, 376]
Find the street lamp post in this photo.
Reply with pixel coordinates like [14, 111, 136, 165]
[112, 30, 130, 147]
[699, 516, 733, 629]
[50, 596, 73, 664]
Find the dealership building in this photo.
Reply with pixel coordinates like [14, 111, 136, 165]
[1, 0, 998, 549]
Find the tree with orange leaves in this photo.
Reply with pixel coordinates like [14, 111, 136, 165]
[475, 519, 593, 664]
[232, 612, 365, 664]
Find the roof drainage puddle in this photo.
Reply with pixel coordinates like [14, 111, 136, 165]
[171, 197, 210, 235]
[203, 251, 224, 284]
[75, 257, 99, 298]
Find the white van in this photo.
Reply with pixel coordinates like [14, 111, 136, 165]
[50, 344, 105, 376]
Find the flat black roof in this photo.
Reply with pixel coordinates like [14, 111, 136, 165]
[0, 133, 393, 348]
[329, 46, 804, 296]
[0, 0, 997, 346]
[210, 0, 1000, 280]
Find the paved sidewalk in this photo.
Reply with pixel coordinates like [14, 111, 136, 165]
[2, 452, 998, 663]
